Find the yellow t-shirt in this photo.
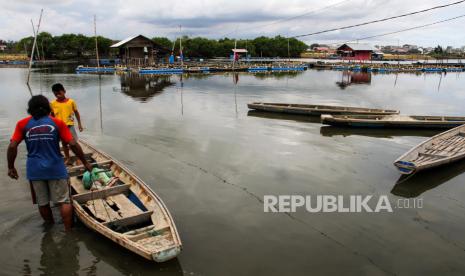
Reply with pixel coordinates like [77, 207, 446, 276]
[51, 99, 77, 126]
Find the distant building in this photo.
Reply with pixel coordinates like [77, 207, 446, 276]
[402, 44, 418, 50]
[0, 40, 6, 51]
[110, 35, 166, 66]
[372, 50, 384, 60]
[337, 43, 375, 60]
[232, 48, 247, 61]
[424, 47, 434, 54]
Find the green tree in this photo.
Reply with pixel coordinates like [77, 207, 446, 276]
[152, 37, 173, 51]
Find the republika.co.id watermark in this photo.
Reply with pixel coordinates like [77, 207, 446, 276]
[264, 195, 423, 213]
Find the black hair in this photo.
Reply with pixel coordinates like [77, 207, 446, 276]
[27, 95, 52, 119]
[51, 83, 65, 94]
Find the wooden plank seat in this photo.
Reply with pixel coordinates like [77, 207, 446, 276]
[73, 184, 130, 204]
[68, 160, 113, 177]
[67, 153, 94, 164]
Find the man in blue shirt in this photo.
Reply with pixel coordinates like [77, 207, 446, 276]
[7, 95, 93, 230]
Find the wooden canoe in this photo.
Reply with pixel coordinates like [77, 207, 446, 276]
[67, 140, 182, 262]
[247, 102, 399, 116]
[321, 114, 465, 129]
[394, 124, 465, 174]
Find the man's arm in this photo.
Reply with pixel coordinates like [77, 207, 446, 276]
[68, 139, 93, 171]
[7, 141, 19, 179]
[74, 110, 83, 132]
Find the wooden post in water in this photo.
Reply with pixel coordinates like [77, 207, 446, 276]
[31, 20, 41, 61]
[287, 37, 290, 63]
[94, 15, 100, 69]
[179, 25, 183, 67]
[27, 9, 43, 85]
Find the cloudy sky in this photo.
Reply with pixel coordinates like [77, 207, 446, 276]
[1, 0, 465, 47]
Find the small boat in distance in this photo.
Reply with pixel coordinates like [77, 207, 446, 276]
[321, 114, 465, 129]
[394, 124, 465, 174]
[67, 140, 182, 262]
[247, 102, 399, 116]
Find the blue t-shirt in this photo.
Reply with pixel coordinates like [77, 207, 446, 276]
[11, 116, 73, 180]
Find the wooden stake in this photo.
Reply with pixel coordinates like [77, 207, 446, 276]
[94, 15, 100, 69]
[27, 9, 43, 85]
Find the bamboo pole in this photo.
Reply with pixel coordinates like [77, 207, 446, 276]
[179, 25, 183, 66]
[31, 20, 40, 61]
[27, 9, 43, 85]
[94, 15, 100, 69]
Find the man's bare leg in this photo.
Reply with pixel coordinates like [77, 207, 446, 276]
[63, 141, 70, 164]
[38, 204, 55, 224]
[59, 203, 73, 231]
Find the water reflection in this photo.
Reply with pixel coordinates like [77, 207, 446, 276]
[35, 224, 183, 276]
[118, 73, 173, 102]
[247, 110, 321, 123]
[77, 226, 183, 276]
[39, 227, 80, 276]
[336, 71, 371, 89]
[320, 126, 439, 138]
[391, 160, 465, 198]
[252, 71, 303, 80]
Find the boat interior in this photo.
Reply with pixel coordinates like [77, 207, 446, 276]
[66, 143, 176, 254]
[251, 102, 397, 112]
[405, 132, 465, 165]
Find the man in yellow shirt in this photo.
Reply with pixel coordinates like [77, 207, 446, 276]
[50, 83, 84, 164]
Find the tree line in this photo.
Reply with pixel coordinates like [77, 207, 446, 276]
[6, 33, 308, 59]
[153, 36, 308, 58]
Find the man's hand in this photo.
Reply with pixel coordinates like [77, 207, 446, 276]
[8, 168, 18, 179]
[78, 124, 83, 132]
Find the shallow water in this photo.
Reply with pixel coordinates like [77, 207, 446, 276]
[2, 68, 465, 275]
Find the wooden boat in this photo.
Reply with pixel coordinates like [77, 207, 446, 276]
[67, 140, 182, 262]
[247, 102, 399, 116]
[321, 114, 465, 129]
[394, 124, 465, 174]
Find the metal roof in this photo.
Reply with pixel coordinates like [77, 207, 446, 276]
[110, 35, 152, 48]
[338, 43, 375, 51]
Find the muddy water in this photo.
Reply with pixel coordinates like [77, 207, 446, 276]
[2, 68, 465, 275]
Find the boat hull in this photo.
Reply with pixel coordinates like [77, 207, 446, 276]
[69, 140, 182, 262]
[321, 115, 465, 129]
[394, 124, 465, 174]
[248, 102, 399, 116]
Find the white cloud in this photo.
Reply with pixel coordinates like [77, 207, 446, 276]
[0, 0, 464, 47]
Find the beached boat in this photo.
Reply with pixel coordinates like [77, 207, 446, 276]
[394, 124, 465, 174]
[67, 140, 182, 262]
[321, 114, 465, 129]
[247, 102, 399, 116]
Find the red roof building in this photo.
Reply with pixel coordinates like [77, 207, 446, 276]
[337, 43, 375, 61]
